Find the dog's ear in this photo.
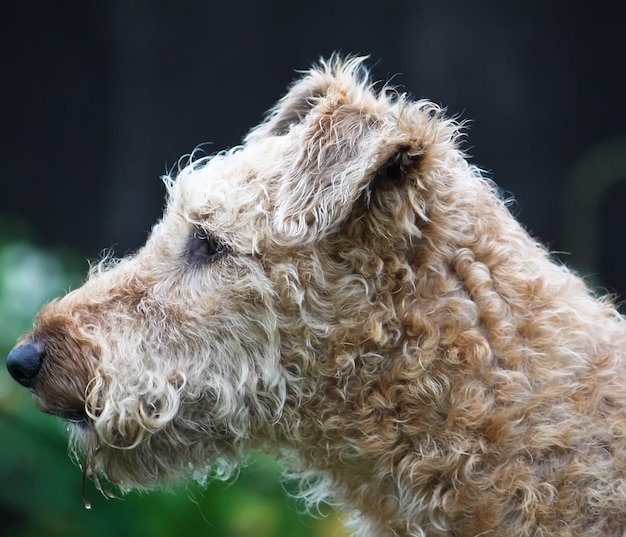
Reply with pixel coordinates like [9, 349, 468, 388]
[249, 77, 326, 139]
[262, 57, 439, 245]
[245, 57, 371, 142]
[272, 135, 424, 245]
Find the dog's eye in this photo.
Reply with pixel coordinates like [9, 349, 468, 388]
[188, 229, 228, 263]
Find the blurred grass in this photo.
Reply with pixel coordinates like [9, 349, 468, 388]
[0, 217, 348, 537]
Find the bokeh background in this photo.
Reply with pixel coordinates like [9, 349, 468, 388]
[1, 1, 625, 536]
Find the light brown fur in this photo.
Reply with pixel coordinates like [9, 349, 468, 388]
[9, 57, 626, 536]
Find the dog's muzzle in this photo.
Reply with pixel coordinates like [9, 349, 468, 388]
[6, 340, 44, 389]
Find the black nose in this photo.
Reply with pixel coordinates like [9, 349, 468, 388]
[7, 340, 44, 388]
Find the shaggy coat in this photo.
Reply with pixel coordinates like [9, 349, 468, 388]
[8, 57, 626, 537]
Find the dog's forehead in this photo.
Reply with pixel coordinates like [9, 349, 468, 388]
[156, 134, 297, 255]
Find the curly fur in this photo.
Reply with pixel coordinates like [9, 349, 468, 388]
[10, 56, 626, 536]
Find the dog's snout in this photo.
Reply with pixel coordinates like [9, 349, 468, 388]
[6, 340, 44, 389]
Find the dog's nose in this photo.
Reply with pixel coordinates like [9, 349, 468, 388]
[7, 340, 44, 388]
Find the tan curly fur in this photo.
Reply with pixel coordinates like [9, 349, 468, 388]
[9, 56, 626, 536]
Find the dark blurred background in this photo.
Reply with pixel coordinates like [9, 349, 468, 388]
[1, 1, 625, 536]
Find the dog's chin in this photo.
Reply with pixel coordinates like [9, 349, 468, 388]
[61, 410, 91, 427]
[34, 396, 91, 427]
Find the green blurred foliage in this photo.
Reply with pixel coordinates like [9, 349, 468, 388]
[0, 218, 347, 537]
